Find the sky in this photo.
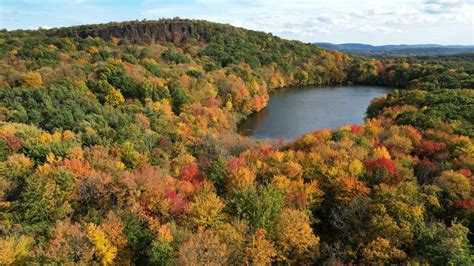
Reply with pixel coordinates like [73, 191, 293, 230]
[1, 0, 473, 45]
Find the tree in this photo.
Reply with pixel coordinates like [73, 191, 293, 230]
[149, 240, 174, 266]
[294, 70, 309, 84]
[362, 237, 406, 264]
[19, 71, 43, 87]
[415, 222, 472, 265]
[226, 158, 256, 193]
[0, 235, 34, 265]
[104, 88, 125, 107]
[331, 176, 370, 203]
[227, 185, 283, 234]
[275, 208, 319, 262]
[245, 229, 277, 265]
[189, 190, 225, 228]
[16, 167, 75, 237]
[162, 50, 190, 64]
[122, 212, 154, 264]
[100, 212, 128, 260]
[170, 87, 192, 114]
[0, 154, 34, 203]
[87, 223, 117, 265]
[434, 170, 471, 206]
[348, 159, 364, 176]
[215, 221, 248, 265]
[96, 63, 136, 98]
[364, 157, 399, 186]
[178, 229, 229, 265]
[46, 220, 94, 264]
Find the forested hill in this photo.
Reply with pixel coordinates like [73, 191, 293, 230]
[0, 19, 473, 265]
[2, 19, 473, 115]
[1, 18, 353, 118]
[6, 18, 350, 75]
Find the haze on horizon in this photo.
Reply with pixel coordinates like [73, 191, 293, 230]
[1, 0, 473, 45]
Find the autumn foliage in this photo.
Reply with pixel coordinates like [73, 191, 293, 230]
[0, 19, 472, 265]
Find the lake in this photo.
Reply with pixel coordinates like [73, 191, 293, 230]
[238, 85, 391, 140]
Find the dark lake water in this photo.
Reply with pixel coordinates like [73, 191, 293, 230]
[238, 85, 391, 140]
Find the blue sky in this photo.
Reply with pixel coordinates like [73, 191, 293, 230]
[1, 0, 473, 45]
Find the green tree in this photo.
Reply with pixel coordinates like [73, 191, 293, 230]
[415, 222, 472, 265]
[227, 185, 284, 234]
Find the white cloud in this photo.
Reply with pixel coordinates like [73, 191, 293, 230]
[358, 25, 401, 33]
[382, 9, 437, 25]
[423, 0, 473, 14]
[350, 8, 395, 19]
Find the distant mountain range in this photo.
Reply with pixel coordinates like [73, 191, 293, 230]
[313, 42, 474, 57]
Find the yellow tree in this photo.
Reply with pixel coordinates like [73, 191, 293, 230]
[362, 237, 406, 264]
[245, 229, 277, 265]
[104, 88, 125, 107]
[434, 170, 471, 206]
[189, 190, 225, 228]
[0, 235, 34, 265]
[87, 223, 117, 265]
[19, 71, 43, 87]
[275, 209, 319, 262]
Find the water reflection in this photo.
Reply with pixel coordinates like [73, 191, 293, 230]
[238, 85, 390, 140]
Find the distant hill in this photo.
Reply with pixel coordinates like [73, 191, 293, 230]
[314, 42, 474, 57]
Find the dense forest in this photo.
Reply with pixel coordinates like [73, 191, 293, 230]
[0, 19, 472, 265]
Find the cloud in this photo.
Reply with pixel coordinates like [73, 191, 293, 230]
[312, 15, 350, 27]
[358, 25, 401, 33]
[350, 8, 395, 18]
[422, 0, 474, 24]
[423, 0, 473, 14]
[382, 9, 436, 25]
